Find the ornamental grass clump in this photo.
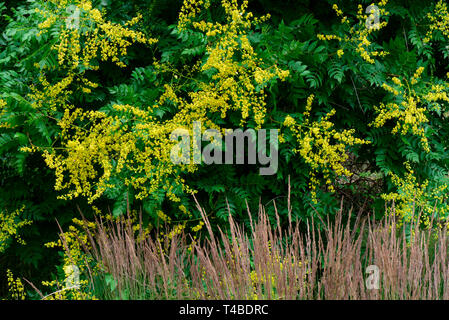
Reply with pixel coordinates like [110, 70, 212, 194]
[66, 197, 449, 300]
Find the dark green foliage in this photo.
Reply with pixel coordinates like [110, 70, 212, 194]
[2, 0, 449, 298]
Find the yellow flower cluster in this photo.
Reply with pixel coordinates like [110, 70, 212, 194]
[0, 206, 32, 253]
[36, 0, 156, 69]
[247, 244, 306, 299]
[43, 0, 289, 208]
[166, 223, 186, 240]
[42, 214, 100, 300]
[0, 99, 6, 110]
[157, 210, 171, 223]
[43, 108, 139, 202]
[424, 1, 449, 43]
[382, 162, 449, 228]
[44, 223, 92, 271]
[371, 67, 449, 153]
[178, 0, 212, 31]
[177, 0, 288, 129]
[411, 67, 425, 85]
[157, 216, 203, 250]
[317, 34, 342, 41]
[337, 49, 344, 58]
[28, 74, 74, 112]
[29, 0, 157, 115]
[317, 2, 389, 64]
[191, 220, 205, 232]
[7, 270, 26, 300]
[41, 278, 95, 300]
[0, 99, 13, 129]
[284, 95, 369, 202]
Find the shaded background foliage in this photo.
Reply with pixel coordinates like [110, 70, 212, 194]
[1, 0, 449, 297]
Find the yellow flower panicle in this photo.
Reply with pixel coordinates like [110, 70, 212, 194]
[42, 0, 289, 208]
[372, 67, 449, 153]
[0, 206, 32, 253]
[424, 1, 449, 43]
[284, 95, 370, 202]
[7, 270, 26, 300]
[36, 0, 156, 70]
[30, 0, 157, 115]
[318, 1, 389, 64]
[43, 214, 100, 300]
[0, 99, 12, 129]
[382, 162, 449, 229]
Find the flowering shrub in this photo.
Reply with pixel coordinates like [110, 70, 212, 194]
[2, 0, 449, 298]
[0, 207, 32, 253]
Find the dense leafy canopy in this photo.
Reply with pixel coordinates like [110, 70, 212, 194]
[2, 0, 449, 297]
